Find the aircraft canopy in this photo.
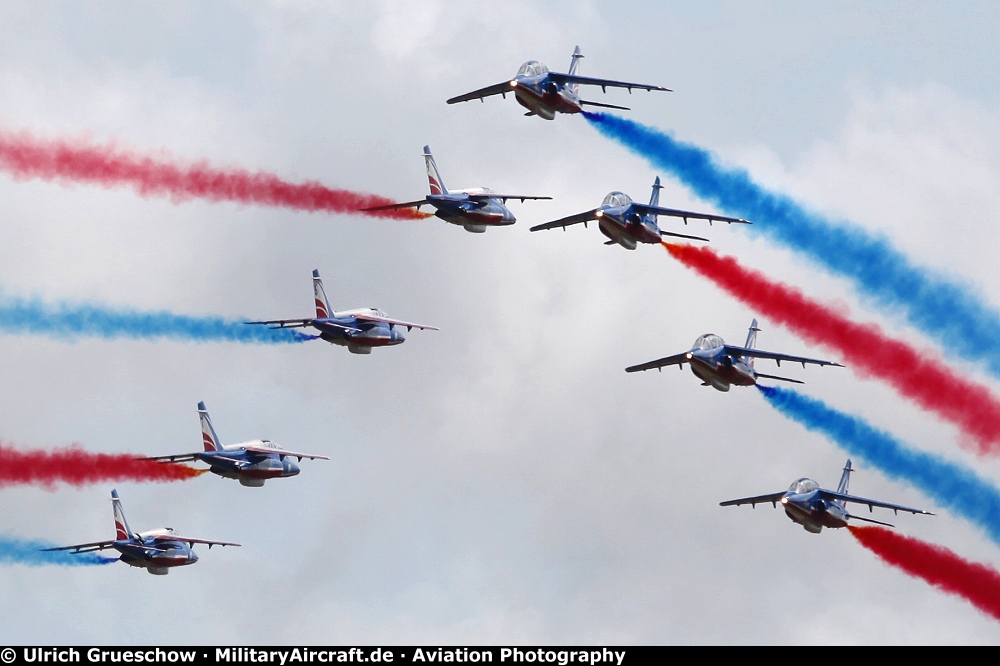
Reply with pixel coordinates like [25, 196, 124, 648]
[602, 192, 633, 208]
[788, 478, 820, 494]
[693, 334, 724, 350]
[517, 61, 549, 77]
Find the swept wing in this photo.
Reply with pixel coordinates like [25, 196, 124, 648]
[723, 345, 843, 368]
[819, 490, 933, 516]
[244, 318, 362, 333]
[41, 540, 116, 554]
[548, 73, 670, 93]
[447, 81, 515, 105]
[632, 203, 749, 225]
[719, 492, 787, 508]
[466, 193, 552, 203]
[360, 199, 430, 212]
[353, 313, 438, 331]
[530, 209, 602, 232]
[151, 534, 241, 548]
[241, 445, 330, 461]
[624, 352, 690, 373]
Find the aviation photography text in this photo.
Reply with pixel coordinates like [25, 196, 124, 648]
[11, 648, 631, 666]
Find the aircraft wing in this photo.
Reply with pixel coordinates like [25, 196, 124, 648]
[360, 199, 430, 212]
[548, 73, 670, 93]
[466, 194, 552, 203]
[144, 452, 202, 463]
[632, 203, 749, 225]
[447, 81, 514, 105]
[244, 318, 316, 330]
[529, 209, 602, 232]
[719, 492, 787, 508]
[41, 540, 116, 553]
[723, 345, 843, 368]
[624, 352, 689, 373]
[819, 490, 934, 516]
[151, 534, 241, 548]
[353, 313, 439, 331]
[242, 445, 330, 461]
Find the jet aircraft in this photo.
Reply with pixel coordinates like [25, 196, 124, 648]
[361, 146, 551, 233]
[625, 319, 842, 391]
[146, 402, 329, 487]
[42, 489, 239, 575]
[447, 46, 669, 120]
[720, 460, 934, 533]
[529, 176, 749, 249]
[246, 270, 438, 354]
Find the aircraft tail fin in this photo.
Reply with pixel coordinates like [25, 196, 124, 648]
[837, 459, 854, 494]
[198, 401, 223, 452]
[111, 489, 135, 541]
[568, 46, 584, 84]
[423, 145, 448, 195]
[312, 269, 332, 319]
[649, 176, 663, 207]
[744, 318, 761, 367]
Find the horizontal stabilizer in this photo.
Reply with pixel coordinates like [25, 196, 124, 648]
[754, 373, 805, 385]
[579, 99, 631, 111]
[660, 230, 710, 242]
[848, 514, 895, 528]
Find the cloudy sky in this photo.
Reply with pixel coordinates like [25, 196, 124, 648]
[1, 0, 999, 645]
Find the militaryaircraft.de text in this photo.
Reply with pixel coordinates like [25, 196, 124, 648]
[362, 146, 551, 233]
[626, 319, 842, 391]
[447, 46, 669, 120]
[530, 176, 749, 249]
[42, 490, 240, 575]
[246, 270, 438, 354]
[146, 402, 329, 488]
[720, 460, 934, 533]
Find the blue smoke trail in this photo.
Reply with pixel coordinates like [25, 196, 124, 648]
[0, 536, 116, 566]
[583, 111, 1000, 378]
[0, 295, 314, 344]
[756, 384, 1000, 546]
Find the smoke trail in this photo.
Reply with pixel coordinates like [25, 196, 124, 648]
[757, 385, 1000, 546]
[0, 443, 206, 489]
[0, 293, 314, 344]
[0, 129, 429, 220]
[583, 112, 1000, 378]
[0, 536, 116, 566]
[849, 526, 1000, 623]
[665, 242, 1000, 455]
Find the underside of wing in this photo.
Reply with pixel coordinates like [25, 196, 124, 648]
[724, 345, 843, 368]
[447, 81, 514, 104]
[244, 318, 315, 329]
[625, 352, 689, 373]
[529, 209, 601, 232]
[820, 490, 933, 516]
[40, 540, 116, 553]
[466, 194, 552, 203]
[242, 445, 330, 461]
[151, 534, 241, 547]
[548, 73, 670, 93]
[360, 199, 430, 212]
[143, 453, 201, 463]
[719, 492, 786, 508]
[633, 203, 749, 225]
[353, 314, 439, 331]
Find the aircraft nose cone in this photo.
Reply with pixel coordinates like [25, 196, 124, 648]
[283, 459, 301, 477]
[188, 550, 199, 564]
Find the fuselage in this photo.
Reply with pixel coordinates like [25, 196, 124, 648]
[312, 310, 405, 354]
[594, 194, 663, 249]
[427, 190, 516, 232]
[685, 334, 756, 392]
[510, 62, 581, 120]
[778, 479, 849, 533]
[115, 531, 198, 575]
[199, 439, 301, 487]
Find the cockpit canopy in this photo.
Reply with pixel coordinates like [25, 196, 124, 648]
[601, 192, 633, 208]
[788, 478, 820, 494]
[693, 334, 724, 350]
[517, 60, 549, 78]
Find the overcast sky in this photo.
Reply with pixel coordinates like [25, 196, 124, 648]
[1, 0, 999, 645]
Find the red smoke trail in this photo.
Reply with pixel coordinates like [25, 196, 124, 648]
[0, 129, 429, 220]
[848, 526, 1000, 623]
[663, 242, 1000, 455]
[0, 443, 206, 488]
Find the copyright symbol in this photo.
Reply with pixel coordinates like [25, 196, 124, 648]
[1, 648, 16, 664]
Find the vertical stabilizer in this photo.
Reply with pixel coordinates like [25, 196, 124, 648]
[423, 146, 448, 195]
[568, 46, 584, 79]
[649, 176, 663, 207]
[198, 401, 223, 452]
[837, 460, 853, 494]
[312, 269, 332, 319]
[744, 319, 761, 367]
[111, 489, 134, 541]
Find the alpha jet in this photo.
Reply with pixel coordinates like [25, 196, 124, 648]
[721, 460, 933, 533]
[42, 489, 239, 575]
[246, 270, 437, 354]
[626, 319, 842, 391]
[362, 146, 551, 233]
[146, 402, 328, 488]
[530, 176, 749, 249]
[447, 46, 669, 120]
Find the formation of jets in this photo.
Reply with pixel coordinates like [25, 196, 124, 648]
[721, 460, 933, 533]
[626, 319, 843, 391]
[44, 46, 936, 572]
